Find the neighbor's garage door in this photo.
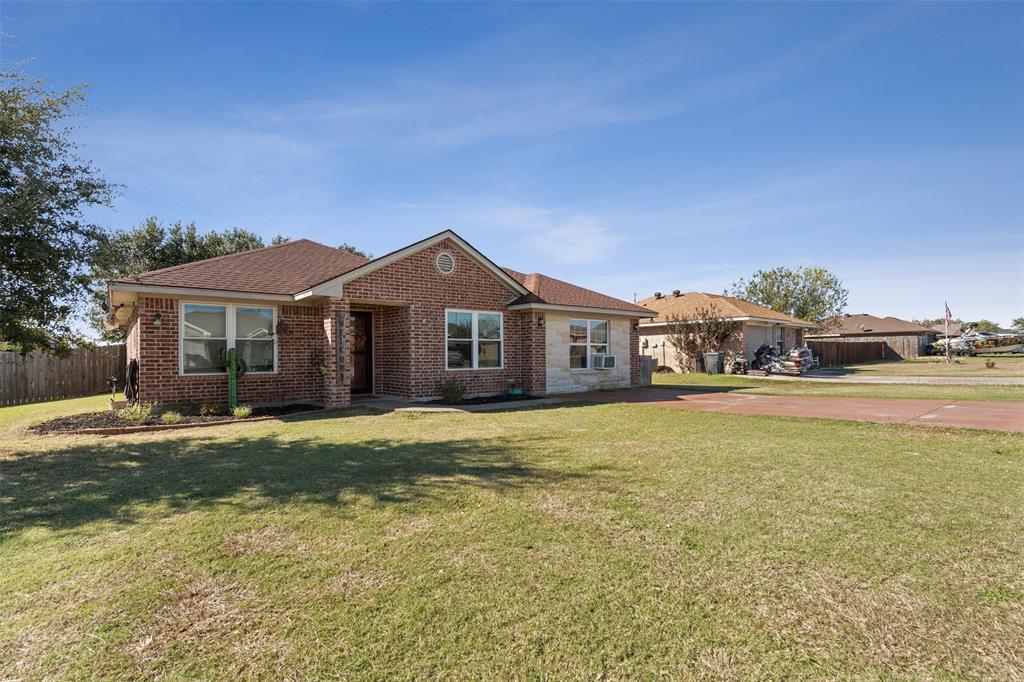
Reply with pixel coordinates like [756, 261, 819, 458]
[745, 325, 769, 360]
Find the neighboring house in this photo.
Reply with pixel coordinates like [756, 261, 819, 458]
[807, 314, 937, 358]
[932, 322, 1016, 337]
[106, 230, 650, 408]
[635, 291, 816, 372]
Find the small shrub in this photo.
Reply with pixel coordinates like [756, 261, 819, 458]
[232, 405, 253, 419]
[200, 403, 225, 417]
[160, 411, 183, 425]
[985, 359, 996, 369]
[436, 379, 466, 405]
[117, 401, 154, 422]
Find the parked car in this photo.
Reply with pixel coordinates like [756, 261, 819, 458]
[779, 347, 818, 375]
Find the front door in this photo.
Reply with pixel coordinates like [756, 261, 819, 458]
[350, 311, 373, 394]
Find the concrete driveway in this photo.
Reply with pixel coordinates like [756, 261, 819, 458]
[760, 372, 1024, 386]
[562, 387, 1024, 432]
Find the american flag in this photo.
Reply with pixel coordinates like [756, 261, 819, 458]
[945, 302, 953, 323]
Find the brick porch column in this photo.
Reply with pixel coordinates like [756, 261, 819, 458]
[524, 311, 547, 395]
[629, 319, 641, 386]
[322, 297, 351, 408]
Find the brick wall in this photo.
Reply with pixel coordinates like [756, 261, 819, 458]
[128, 237, 637, 406]
[133, 296, 324, 405]
[342, 238, 538, 399]
[638, 324, 747, 373]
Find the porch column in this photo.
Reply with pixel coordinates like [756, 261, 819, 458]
[523, 311, 547, 395]
[322, 297, 351, 408]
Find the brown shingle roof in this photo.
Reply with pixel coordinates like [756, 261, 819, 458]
[636, 291, 814, 326]
[112, 233, 649, 315]
[503, 269, 651, 315]
[112, 239, 370, 296]
[814, 314, 935, 336]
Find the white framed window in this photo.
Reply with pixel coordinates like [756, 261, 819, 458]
[180, 302, 277, 375]
[569, 319, 609, 369]
[446, 310, 503, 370]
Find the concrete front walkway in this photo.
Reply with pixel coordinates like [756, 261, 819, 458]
[562, 387, 1024, 432]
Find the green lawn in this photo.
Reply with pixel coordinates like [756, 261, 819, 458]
[841, 356, 1024, 378]
[652, 372, 1024, 401]
[2, 397, 1023, 679]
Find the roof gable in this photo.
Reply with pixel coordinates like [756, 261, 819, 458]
[301, 230, 529, 298]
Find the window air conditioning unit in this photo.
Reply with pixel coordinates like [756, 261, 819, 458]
[591, 354, 615, 369]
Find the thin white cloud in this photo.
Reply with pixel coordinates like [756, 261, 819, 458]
[242, 5, 914, 152]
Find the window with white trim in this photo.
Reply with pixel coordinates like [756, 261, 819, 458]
[181, 303, 276, 375]
[446, 310, 503, 369]
[569, 319, 609, 369]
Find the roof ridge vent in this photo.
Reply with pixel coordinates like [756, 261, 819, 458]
[672, 289, 681, 297]
[654, 291, 663, 299]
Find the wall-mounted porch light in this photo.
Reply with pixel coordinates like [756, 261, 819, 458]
[153, 311, 162, 326]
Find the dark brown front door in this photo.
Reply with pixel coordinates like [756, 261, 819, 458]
[350, 311, 373, 394]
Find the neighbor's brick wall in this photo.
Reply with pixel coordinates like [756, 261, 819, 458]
[638, 324, 747, 373]
[133, 296, 324, 405]
[342, 238, 538, 399]
[784, 327, 804, 349]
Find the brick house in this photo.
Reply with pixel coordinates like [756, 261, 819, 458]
[106, 230, 651, 408]
[635, 291, 816, 372]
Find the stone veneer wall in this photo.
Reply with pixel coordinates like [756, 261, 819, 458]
[544, 312, 634, 393]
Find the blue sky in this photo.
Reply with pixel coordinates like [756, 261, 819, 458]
[4, 1, 1022, 327]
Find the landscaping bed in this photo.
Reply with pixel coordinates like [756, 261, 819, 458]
[427, 393, 543, 406]
[29, 403, 321, 434]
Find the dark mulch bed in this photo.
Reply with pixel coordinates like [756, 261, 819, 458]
[427, 394, 542, 406]
[30, 403, 321, 434]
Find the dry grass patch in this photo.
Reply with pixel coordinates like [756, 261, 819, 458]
[224, 526, 298, 558]
[324, 568, 392, 596]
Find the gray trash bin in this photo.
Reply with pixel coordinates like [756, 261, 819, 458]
[703, 352, 722, 375]
[692, 355, 705, 373]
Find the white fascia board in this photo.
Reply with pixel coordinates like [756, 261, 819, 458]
[295, 281, 342, 299]
[109, 282, 295, 302]
[506, 302, 650, 318]
[305, 230, 530, 297]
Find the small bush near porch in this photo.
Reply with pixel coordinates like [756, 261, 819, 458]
[1, 398, 1022, 678]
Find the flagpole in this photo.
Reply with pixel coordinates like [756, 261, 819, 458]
[945, 302, 951, 364]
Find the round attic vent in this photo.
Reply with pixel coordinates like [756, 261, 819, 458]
[435, 251, 455, 275]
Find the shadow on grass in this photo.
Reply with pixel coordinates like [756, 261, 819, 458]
[0, 431, 581, 537]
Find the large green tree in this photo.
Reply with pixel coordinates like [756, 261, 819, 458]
[971, 319, 1001, 334]
[727, 266, 848, 330]
[1012, 317, 1024, 334]
[1, 73, 115, 354]
[89, 218, 273, 341]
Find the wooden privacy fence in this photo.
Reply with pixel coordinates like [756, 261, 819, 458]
[0, 345, 127, 406]
[639, 356, 655, 386]
[806, 341, 886, 367]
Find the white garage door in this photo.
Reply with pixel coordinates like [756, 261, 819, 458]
[745, 325, 769, 360]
